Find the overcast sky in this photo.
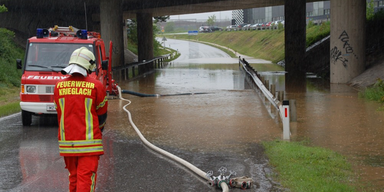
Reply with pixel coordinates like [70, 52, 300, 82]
[169, 11, 232, 21]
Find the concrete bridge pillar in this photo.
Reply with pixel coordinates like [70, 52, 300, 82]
[136, 12, 154, 74]
[330, 0, 366, 83]
[100, 0, 124, 81]
[284, 0, 307, 92]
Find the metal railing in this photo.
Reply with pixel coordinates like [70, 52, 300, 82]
[239, 57, 290, 140]
[112, 54, 172, 81]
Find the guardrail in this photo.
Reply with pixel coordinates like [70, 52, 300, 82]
[239, 57, 291, 140]
[112, 54, 172, 81]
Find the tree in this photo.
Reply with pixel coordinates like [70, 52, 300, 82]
[0, 4, 7, 13]
[125, 18, 164, 56]
[164, 22, 175, 33]
[154, 16, 170, 24]
[366, 0, 375, 20]
[207, 15, 216, 26]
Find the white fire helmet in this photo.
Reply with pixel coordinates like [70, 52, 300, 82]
[62, 47, 96, 76]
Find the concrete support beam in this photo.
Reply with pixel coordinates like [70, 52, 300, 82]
[330, 0, 366, 83]
[136, 12, 154, 74]
[100, 0, 124, 81]
[284, 0, 307, 92]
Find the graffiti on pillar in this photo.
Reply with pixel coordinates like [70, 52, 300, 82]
[338, 30, 357, 59]
[330, 46, 348, 67]
[330, 30, 358, 67]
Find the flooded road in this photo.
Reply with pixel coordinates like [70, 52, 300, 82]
[1, 38, 383, 191]
[124, 38, 384, 190]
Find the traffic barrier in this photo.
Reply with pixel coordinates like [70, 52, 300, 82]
[112, 54, 171, 81]
[239, 57, 291, 140]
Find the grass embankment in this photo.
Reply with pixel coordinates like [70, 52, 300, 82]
[0, 28, 24, 117]
[263, 140, 356, 191]
[164, 30, 285, 63]
[127, 36, 179, 59]
[163, 22, 330, 64]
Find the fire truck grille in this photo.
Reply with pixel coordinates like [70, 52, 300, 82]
[37, 85, 55, 94]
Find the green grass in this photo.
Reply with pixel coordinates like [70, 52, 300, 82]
[0, 102, 20, 117]
[359, 78, 384, 104]
[306, 21, 331, 47]
[0, 86, 20, 117]
[263, 140, 356, 192]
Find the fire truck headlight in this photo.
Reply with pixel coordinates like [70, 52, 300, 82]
[26, 85, 36, 93]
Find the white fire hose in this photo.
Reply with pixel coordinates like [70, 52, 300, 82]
[117, 86, 252, 191]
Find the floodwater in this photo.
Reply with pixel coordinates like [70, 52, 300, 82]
[113, 38, 384, 191]
[287, 82, 384, 191]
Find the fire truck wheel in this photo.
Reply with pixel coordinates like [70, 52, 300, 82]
[22, 110, 32, 126]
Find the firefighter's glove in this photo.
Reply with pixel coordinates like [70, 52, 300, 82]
[98, 113, 107, 133]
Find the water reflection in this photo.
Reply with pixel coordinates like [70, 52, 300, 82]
[285, 71, 306, 92]
[117, 61, 384, 190]
[286, 80, 384, 191]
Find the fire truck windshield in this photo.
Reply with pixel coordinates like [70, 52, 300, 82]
[25, 43, 94, 72]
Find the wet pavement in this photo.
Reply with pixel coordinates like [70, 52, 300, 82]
[1, 38, 384, 191]
[0, 79, 282, 192]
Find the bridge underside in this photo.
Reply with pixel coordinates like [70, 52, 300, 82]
[0, 0, 366, 85]
[2, 0, 288, 18]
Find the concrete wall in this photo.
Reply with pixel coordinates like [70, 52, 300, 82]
[305, 37, 331, 77]
[284, 0, 307, 92]
[100, 0, 124, 80]
[137, 12, 154, 74]
[330, 0, 366, 83]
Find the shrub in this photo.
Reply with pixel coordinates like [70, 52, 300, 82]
[0, 28, 24, 87]
[360, 79, 384, 103]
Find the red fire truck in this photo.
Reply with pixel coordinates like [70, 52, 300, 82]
[17, 26, 118, 126]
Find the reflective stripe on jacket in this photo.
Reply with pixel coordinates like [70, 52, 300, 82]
[54, 75, 108, 156]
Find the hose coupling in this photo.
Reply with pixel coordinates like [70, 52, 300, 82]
[229, 176, 254, 189]
[206, 167, 236, 189]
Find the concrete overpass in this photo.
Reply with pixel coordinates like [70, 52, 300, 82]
[0, 0, 366, 86]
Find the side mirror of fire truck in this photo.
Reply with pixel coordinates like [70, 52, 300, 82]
[16, 59, 22, 69]
[102, 60, 108, 70]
